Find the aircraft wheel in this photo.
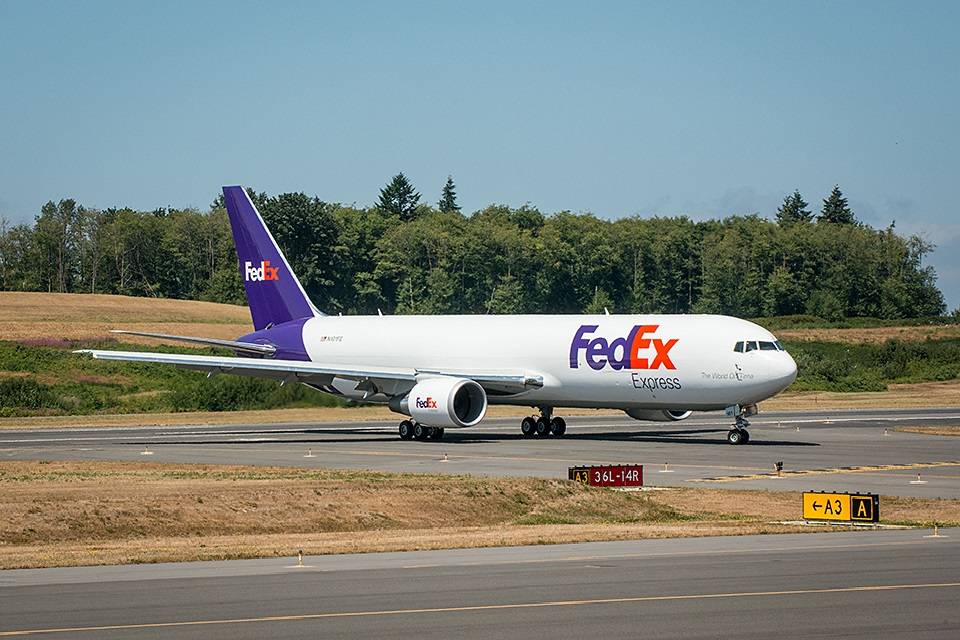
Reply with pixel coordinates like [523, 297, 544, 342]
[413, 423, 428, 441]
[550, 417, 566, 436]
[434, 428, 445, 440]
[521, 417, 536, 437]
[741, 429, 750, 444]
[399, 420, 414, 440]
[535, 417, 550, 437]
[726, 428, 745, 445]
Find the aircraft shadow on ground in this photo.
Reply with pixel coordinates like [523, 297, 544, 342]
[122, 427, 820, 447]
[439, 429, 821, 447]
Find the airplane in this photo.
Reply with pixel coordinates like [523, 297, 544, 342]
[77, 185, 798, 444]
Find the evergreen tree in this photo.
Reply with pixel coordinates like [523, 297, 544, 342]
[438, 175, 460, 213]
[775, 190, 812, 226]
[818, 185, 856, 224]
[377, 173, 421, 221]
[585, 287, 614, 314]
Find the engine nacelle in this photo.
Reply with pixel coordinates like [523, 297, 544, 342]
[624, 409, 693, 422]
[390, 377, 487, 428]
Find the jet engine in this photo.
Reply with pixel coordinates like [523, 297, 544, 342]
[390, 377, 487, 428]
[624, 409, 693, 422]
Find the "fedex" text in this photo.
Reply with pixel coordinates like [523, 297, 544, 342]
[570, 324, 678, 371]
[244, 260, 279, 282]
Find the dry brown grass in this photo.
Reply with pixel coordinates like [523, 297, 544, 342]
[7, 291, 958, 346]
[2, 381, 955, 430]
[895, 426, 960, 437]
[1, 461, 956, 569]
[0, 291, 251, 345]
[776, 324, 960, 344]
[764, 380, 960, 410]
[0, 406, 621, 429]
[0, 291, 249, 323]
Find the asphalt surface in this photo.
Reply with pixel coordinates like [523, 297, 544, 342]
[2, 408, 958, 497]
[1, 529, 957, 639]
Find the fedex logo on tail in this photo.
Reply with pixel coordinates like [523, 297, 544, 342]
[244, 260, 279, 282]
[570, 324, 678, 370]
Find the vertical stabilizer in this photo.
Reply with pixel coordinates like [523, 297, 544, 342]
[222, 185, 322, 330]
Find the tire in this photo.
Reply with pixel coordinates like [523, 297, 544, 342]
[435, 428, 445, 440]
[741, 429, 750, 444]
[727, 429, 743, 445]
[399, 420, 414, 440]
[413, 423, 427, 440]
[550, 417, 566, 436]
[521, 417, 536, 437]
[426, 427, 438, 440]
[535, 417, 550, 437]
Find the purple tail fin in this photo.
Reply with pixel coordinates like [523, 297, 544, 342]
[222, 186, 321, 330]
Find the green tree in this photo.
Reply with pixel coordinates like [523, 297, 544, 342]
[775, 190, 812, 226]
[585, 287, 614, 314]
[438, 175, 460, 213]
[377, 173, 421, 221]
[34, 199, 81, 292]
[258, 192, 339, 311]
[818, 185, 856, 224]
[486, 274, 525, 314]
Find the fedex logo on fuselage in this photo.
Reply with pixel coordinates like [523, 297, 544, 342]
[416, 397, 438, 409]
[570, 324, 678, 371]
[244, 260, 279, 282]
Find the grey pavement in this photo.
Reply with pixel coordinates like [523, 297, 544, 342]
[1, 528, 957, 638]
[2, 408, 959, 497]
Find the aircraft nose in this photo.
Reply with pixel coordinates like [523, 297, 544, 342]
[780, 352, 798, 386]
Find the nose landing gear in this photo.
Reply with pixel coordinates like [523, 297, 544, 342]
[521, 408, 566, 437]
[724, 404, 756, 445]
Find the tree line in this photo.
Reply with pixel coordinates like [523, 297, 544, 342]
[0, 176, 946, 320]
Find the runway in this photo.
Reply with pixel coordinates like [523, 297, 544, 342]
[1, 528, 957, 638]
[2, 408, 958, 497]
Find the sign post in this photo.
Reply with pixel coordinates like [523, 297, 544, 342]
[802, 491, 879, 523]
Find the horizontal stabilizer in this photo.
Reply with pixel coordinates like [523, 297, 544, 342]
[109, 330, 276, 356]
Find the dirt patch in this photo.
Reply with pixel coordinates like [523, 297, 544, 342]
[1, 461, 956, 569]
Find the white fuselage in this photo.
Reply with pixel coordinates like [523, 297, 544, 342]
[298, 314, 797, 412]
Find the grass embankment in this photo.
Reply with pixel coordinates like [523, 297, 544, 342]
[1, 292, 960, 420]
[1, 461, 957, 570]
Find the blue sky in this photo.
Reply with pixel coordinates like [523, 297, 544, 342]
[1, 1, 958, 308]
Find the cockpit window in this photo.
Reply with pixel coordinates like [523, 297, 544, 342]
[734, 341, 744, 353]
[774, 340, 785, 351]
[744, 341, 758, 352]
[759, 341, 777, 351]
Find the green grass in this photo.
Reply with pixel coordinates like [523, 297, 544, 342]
[3, 332, 960, 416]
[784, 337, 960, 392]
[0, 340, 347, 417]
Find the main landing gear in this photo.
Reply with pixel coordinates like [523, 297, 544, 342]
[398, 420, 444, 441]
[520, 408, 566, 438]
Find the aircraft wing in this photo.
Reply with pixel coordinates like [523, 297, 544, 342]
[74, 350, 541, 397]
